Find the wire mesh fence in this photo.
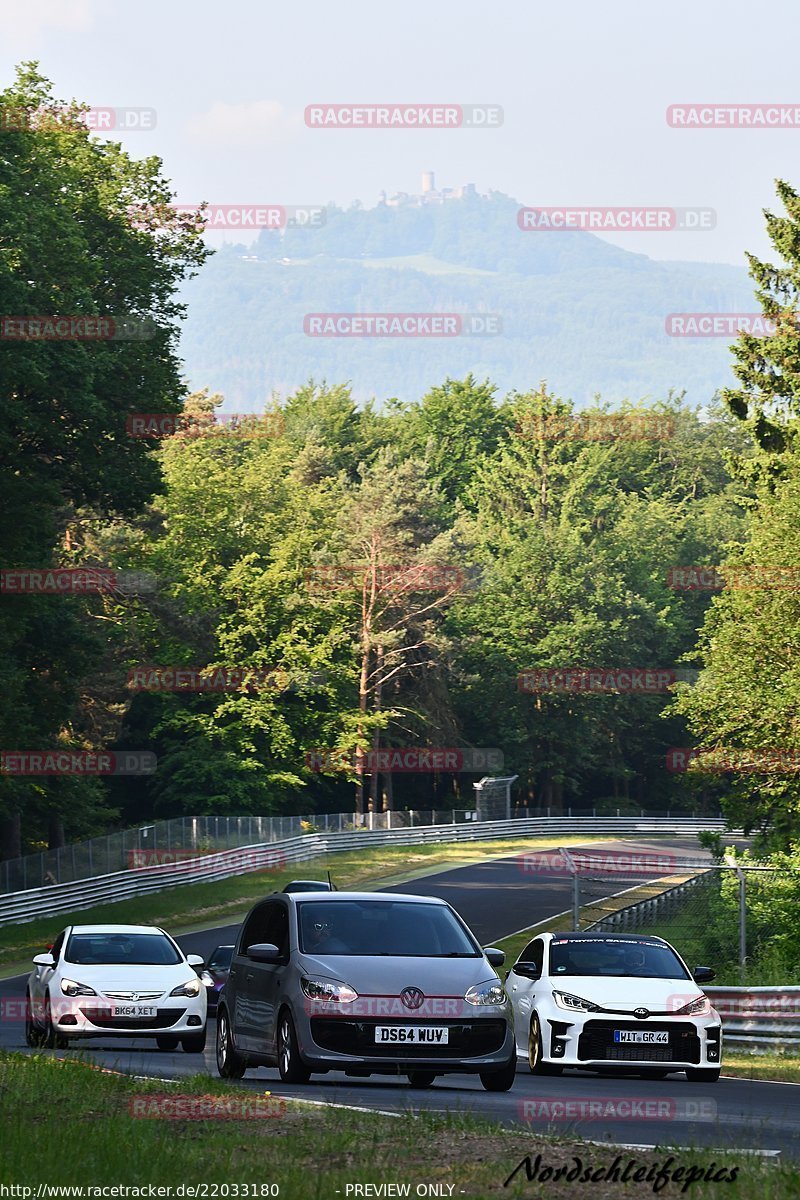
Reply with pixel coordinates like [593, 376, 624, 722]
[0, 807, 497, 893]
[1, 804, 718, 893]
[519, 847, 799, 986]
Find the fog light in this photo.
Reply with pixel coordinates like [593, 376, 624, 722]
[187, 1015, 202, 1026]
[59, 1014, 78, 1026]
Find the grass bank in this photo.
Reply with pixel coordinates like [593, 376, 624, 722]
[1, 1051, 796, 1198]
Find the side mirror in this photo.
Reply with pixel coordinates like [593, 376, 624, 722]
[247, 942, 281, 963]
[692, 966, 716, 984]
[483, 947, 505, 968]
[511, 961, 541, 980]
[33, 953, 55, 967]
[186, 954, 205, 968]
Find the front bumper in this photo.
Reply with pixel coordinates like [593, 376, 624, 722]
[51, 993, 206, 1038]
[524, 1007, 722, 1070]
[296, 1011, 515, 1074]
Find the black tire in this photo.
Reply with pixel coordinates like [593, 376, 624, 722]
[43, 997, 68, 1050]
[277, 1011, 311, 1084]
[480, 1057, 517, 1092]
[25, 993, 43, 1048]
[407, 1071, 437, 1088]
[686, 1067, 720, 1083]
[528, 1013, 562, 1076]
[155, 1034, 180, 1051]
[216, 1007, 246, 1079]
[181, 1026, 207, 1054]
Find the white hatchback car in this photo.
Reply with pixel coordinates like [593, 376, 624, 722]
[508, 931, 721, 1081]
[25, 923, 207, 1053]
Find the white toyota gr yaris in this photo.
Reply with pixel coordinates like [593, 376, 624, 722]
[507, 931, 721, 1081]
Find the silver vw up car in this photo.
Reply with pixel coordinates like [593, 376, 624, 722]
[216, 891, 515, 1090]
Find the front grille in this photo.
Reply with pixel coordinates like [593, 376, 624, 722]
[577, 1020, 700, 1064]
[104, 991, 163, 1001]
[310, 1019, 507, 1058]
[80, 1007, 185, 1030]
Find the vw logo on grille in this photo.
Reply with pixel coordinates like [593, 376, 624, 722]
[633, 1007, 650, 1020]
[400, 987, 425, 1010]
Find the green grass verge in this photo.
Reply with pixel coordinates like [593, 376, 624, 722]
[0, 835, 620, 974]
[721, 1052, 800, 1084]
[2, 1051, 797, 1197]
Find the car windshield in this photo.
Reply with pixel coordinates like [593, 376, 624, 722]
[209, 946, 234, 970]
[548, 938, 691, 980]
[65, 932, 182, 966]
[298, 900, 480, 957]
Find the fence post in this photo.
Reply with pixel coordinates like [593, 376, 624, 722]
[737, 866, 747, 983]
[559, 848, 580, 930]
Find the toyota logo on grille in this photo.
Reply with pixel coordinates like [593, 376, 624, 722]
[633, 1007, 650, 1020]
[400, 987, 425, 1010]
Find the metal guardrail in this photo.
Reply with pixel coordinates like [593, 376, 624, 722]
[0, 816, 732, 928]
[707, 986, 800, 1041]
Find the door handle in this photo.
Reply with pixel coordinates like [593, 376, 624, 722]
[246, 973, 254, 982]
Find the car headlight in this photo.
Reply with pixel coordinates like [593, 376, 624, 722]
[301, 976, 358, 1003]
[465, 981, 507, 1006]
[60, 979, 97, 997]
[553, 990, 601, 1013]
[170, 977, 202, 997]
[674, 995, 711, 1016]
[200, 971, 214, 987]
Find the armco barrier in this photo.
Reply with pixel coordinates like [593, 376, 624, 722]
[0, 816, 732, 927]
[706, 987, 800, 1041]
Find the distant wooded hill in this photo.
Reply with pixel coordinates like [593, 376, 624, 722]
[178, 192, 752, 406]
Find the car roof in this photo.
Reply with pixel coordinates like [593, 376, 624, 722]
[281, 891, 449, 905]
[545, 931, 669, 943]
[69, 924, 167, 934]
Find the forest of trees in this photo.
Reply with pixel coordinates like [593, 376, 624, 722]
[3, 67, 800, 863]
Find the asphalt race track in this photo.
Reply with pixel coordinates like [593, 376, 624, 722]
[2, 837, 797, 1157]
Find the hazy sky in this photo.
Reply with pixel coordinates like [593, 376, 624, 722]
[1, 0, 797, 266]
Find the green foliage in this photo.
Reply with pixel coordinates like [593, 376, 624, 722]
[0, 64, 208, 852]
